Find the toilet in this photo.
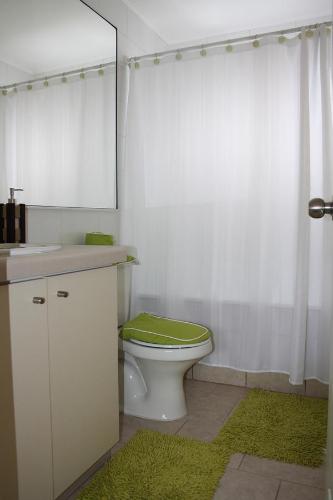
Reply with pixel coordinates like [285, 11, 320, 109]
[117, 263, 213, 421]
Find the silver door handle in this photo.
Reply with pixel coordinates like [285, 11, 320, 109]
[309, 198, 333, 219]
[32, 297, 45, 304]
[57, 290, 69, 298]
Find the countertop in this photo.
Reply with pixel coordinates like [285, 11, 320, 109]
[0, 245, 128, 284]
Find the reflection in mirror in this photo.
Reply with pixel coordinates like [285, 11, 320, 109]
[0, 0, 117, 208]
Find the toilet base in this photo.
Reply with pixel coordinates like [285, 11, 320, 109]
[121, 353, 194, 421]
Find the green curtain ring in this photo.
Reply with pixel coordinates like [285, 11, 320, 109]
[252, 39, 260, 48]
[226, 45, 233, 53]
[98, 67, 104, 76]
[278, 35, 286, 44]
[80, 71, 85, 79]
[154, 57, 160, 65]
[2, 90, 7, 96]
[43, 80, 49, 87]
[305, 29, 314, 38]
[27, 84, 32, 90]
[200, 48, 207, 57]
[175, 52, 182, 60]
[61, 75, 67, 83]
[134, 61, 140, 69]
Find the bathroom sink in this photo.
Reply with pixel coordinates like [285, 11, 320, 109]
[0, 244, 61, 256]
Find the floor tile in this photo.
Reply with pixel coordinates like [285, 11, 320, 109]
[277, 481, 325, 500]
[176, 414, 225, 441]
[227, 453, 244, 470]
[186, 393, 235, 420]
[213, 469, 280, 500]
[246, 372, 305, 394]
[184, 379, 218, 396]
[68, 380, 326, 500]
[211, 383, 249, 400]
[185, 383, 246, 423]
[193, 363, 246, 386]
[210, 384, 249, 411]
[240, 455, 326, 489]
[305, 379, 329, 399]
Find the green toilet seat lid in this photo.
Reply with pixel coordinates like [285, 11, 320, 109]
[120, 313, 211, 346]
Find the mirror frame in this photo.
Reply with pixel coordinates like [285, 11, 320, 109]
[0, 1, 119, 210]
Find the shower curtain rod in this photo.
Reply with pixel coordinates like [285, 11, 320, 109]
[0, 60, 116, 90]
[129, 20, 332, 63]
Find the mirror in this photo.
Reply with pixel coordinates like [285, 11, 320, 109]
[0, 0, 117, 208]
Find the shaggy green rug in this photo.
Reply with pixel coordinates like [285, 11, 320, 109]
[78, 389, 328, 500]
[78, 430, 230, 500]
[214, 389, 328, 467]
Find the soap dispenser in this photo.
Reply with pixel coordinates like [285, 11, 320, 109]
[0, 203, 4, 243]
[5, 188, 26, 243]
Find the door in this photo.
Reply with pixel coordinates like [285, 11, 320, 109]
[47, 267, 119, 498]
[328, 324, 333, 499]
[309, 200, 333, 498]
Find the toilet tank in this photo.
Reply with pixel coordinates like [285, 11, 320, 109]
[117, 262, 132, 327]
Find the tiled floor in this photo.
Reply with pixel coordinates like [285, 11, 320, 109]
[72, 380, 326, 499]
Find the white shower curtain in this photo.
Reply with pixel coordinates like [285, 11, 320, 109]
[121, 27, 333, 384]
[0, 68, 116, 208]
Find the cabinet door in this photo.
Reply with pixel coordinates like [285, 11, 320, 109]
[47, 267, 119, 497]
[8, 280, 53, 500]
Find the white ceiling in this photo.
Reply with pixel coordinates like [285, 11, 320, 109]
[124, 0, 332, 45]
[0, 0, 116, 76]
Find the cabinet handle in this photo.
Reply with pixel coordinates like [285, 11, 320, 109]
[32, 297, 45, 305]
[57, 290, 69, 298]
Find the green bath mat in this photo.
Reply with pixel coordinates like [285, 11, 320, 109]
[214, 388, 328, 467]
[78, 429, 230, 500]
[79, 389, 327, 499]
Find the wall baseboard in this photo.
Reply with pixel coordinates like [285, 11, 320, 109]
[191, 363, 329, 398]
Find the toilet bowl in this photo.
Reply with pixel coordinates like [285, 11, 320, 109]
[117, 262, 213, 421]
[120, 337, 213, 421]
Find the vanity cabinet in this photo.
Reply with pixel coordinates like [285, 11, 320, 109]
[0, 266, 119, 500]
[0, 278, 52, 500]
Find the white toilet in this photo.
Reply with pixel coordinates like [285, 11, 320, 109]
[117, 263, 213, 421]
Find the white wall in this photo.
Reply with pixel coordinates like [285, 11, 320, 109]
[83, 0, 167, 58]
[25, 0, 166, 245]
[124, 0, 331, 48]
[27, 207, 120, 245]
[0, 60, 31, 86]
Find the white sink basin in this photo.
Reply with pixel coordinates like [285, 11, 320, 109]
[0, 244, 61, 256]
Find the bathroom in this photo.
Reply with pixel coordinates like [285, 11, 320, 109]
[0, 0, 332, 498]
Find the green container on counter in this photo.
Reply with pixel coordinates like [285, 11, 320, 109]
[85, 232, 114, 245]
